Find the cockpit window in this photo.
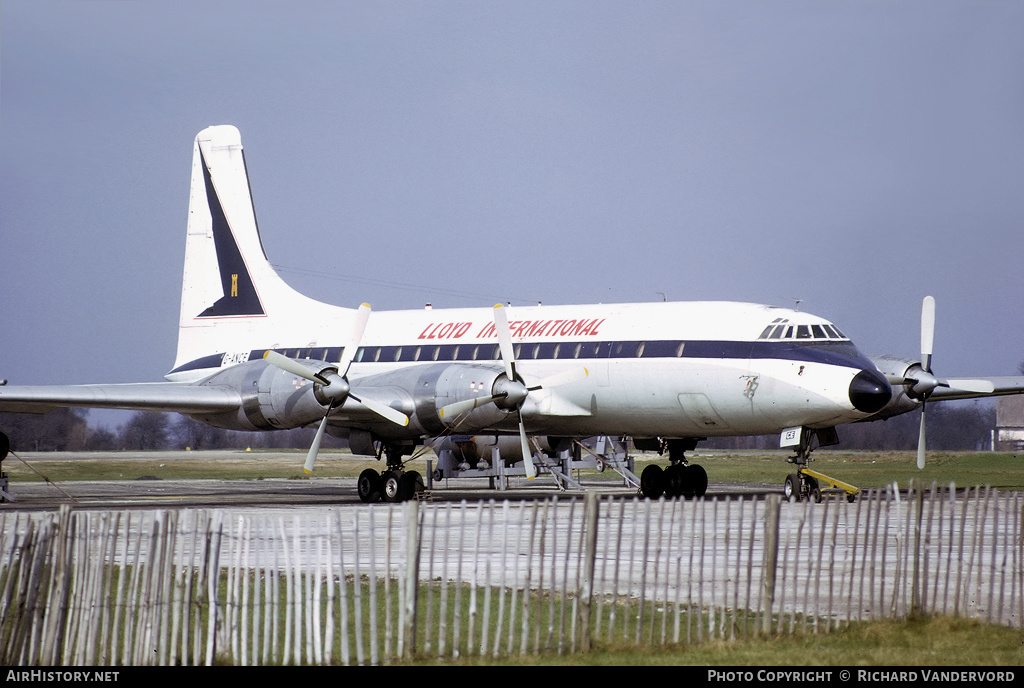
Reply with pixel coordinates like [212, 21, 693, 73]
[758, 319, 849, 341]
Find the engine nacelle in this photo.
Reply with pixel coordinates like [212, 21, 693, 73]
[431, 363, 517, 431]
[184, 359, 330, 431]
[866, 355, 922, 421]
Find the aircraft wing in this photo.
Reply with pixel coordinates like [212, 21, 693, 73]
[928, 376, 1024, 402]
[0, 383, 242, 415]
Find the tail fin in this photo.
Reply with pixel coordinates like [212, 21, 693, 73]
[171, 126, 347, 380]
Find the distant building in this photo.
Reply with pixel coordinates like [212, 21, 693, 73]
[993, 396, 1024, 451]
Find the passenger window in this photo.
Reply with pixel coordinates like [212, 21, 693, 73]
[636, 342, 645, 357]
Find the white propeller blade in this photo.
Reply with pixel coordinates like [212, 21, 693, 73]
[264, 350, 327, 384]
[305, 412, 331, 473]
[340, 303, 372, 376]
[494, 304, 517, 381]
[945, 378, 996, 394]
[440, 394, 502, 419]
[917, 405, 927, 470]
[921, 295, 935, 373]
[518, 415, 536, 480]
[350, 392, 410, 427]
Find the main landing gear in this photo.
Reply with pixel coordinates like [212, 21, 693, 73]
[357, 442, 425, 503]
[785, 428, 858, 503]
[639, 438, 708, 500]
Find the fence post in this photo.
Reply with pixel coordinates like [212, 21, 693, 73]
[761, 494, 780, 635]
[579, 492, 599, 651]
[402, 499, 421, 659]
[911, 482, 923, 616]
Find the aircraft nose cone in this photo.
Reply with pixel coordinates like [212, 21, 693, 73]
[849, 369, 891, 414]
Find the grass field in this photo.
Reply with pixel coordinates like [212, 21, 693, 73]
[409, 616, 1024, 666]
[4, 448, 1023, 490]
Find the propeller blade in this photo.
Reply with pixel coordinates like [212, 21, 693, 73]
[944, 378, 996, 394]
[340, 303, 372, 375]
[917, 402, 927, 470]
[440, 394, 503, 419]
[304, 410, 332, 473]
[518, 413, 536, 480]
[264, 350, 328, 384]
[349, 392, 410, 427]
[921, 296, 935, 373]
[493, 304, 517, 381]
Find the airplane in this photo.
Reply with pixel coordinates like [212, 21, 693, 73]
[3, 125, 1023, 503]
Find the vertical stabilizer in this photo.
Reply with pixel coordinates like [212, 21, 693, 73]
[171, 126, 349, 380]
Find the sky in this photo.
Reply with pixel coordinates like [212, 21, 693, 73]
[2, 1, 1023, 428]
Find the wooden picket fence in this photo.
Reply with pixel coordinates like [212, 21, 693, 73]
[1, 482, 1021, 665]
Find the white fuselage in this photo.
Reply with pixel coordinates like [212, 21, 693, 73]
[170, 299, 883, 440]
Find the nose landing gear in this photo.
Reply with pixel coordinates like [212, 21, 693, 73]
[785, 428, 858, 503]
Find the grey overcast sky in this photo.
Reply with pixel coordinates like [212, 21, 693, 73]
[2, 2, 1023, 413]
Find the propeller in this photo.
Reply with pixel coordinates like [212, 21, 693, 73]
[889, 296, 994, 469]
[263, 303, 409, 473]
[439, 304, 588, 480]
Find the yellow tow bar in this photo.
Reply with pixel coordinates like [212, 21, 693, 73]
[793, 467, 859, 503]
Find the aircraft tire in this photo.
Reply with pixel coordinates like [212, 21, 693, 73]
[784, 474, 800, 502]
[640, 465, 665, 500]
[382, 471, 403, 503]
[358, 469, 382, 503]
[664, 464, 684, 498]
[687, 464, 708, 498]
[399, 471, 424, 501]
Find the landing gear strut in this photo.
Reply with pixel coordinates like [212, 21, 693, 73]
[785, 428, 858, 503]
[357, 442, 425, 503]
[639, 438, 707, 500]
